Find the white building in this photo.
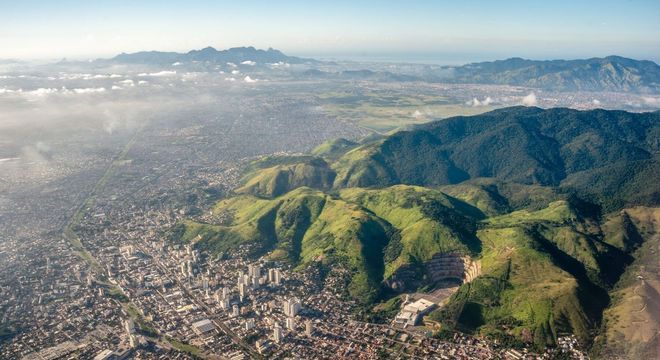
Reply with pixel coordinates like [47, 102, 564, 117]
[286, 317, 295, 331]
[219, 297, 230, 310]
[192, 319, 215, 336]
[283, 298, 301, 317]
[393, 298, 437, 328]
[248, 264, 261, 279]
[273, 325, 283, 343]
[268, 268, 281, 285]
[305, 320, 313, 336]
[93, 349, 114, 360]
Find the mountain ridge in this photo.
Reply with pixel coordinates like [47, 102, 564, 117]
[443, 56, 660, 92]
[329, 107, 659, 211]
[103, 46, 316, 65]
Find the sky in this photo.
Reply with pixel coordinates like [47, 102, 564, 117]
[1, 0, 659, 63]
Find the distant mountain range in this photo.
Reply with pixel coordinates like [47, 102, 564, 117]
[104, 46, 315, 65]
[444, 56, 660, 92]
[101, 47, 660, 92]
[299, 55, 660, 92]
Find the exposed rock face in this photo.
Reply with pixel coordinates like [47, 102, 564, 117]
[384, 252, 481, 292]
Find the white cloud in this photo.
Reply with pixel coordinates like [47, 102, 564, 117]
[231, 70, 240, 75]
[269, 61, 290, 68]
[412, 110, 424, 119]
[227, 62, 237, 68]
[592, 99, 601, 106]
[85, 74, 122, 79]
[111, 85, 122, 90]
[137, 70, 176, 77]
[224, 77, 236, 82]
[182, 72, 202, 80]
[36, 141, 50, 153]
[2, 86, 108, 97]
[0, 87, 21, 94]
[58, 73, 91, 80]
[172, 62, 182, 66]
[71, 87, 106, 94]
[244, 76, 258, 83]
[466, 96, 494, 107]
[137, 80, 148, 85]
[55, 73, 122, 80]
[117, 79, 134, 86]
[241, 60, 256, 66]
[26, 88, 59, 96]
[642, 96, 660, 107]
[522, 92, 537, 106]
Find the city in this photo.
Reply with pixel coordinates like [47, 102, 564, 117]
[2, 2, 659, 359]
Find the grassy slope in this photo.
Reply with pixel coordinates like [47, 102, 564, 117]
[439, 178, 562, 216]
[236, 158, 336, 198]
[172, 187, 390, 302]
[340, 185, 483, 278]
[299, 195, 390, 302]
[171, 195, 282, 257]
[331, 141, 396, 188]
[173, 185, 485, 300]
[431, 199, 629, 348]
[311, 138, 359, 160]
[475, 226, 591, 347]
[597, 207, 660, 359]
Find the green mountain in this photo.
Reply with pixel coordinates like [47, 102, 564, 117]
[445, 56, 660, 92]
[170, 107, 659, 351]
[171, 185, 484, 303]
[242, 107, 659, 211]
[333, 107, 660, 211]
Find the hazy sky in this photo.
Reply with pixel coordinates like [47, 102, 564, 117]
[2, 0, 659, 63]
